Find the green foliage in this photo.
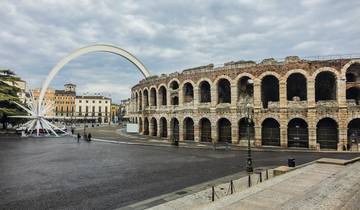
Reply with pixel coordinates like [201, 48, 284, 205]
[0, 73, 26, 128]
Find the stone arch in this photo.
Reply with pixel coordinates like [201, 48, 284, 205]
[217, 117, 232, 143]
[215, 76, 232, 104]
[238, 117, 255, 141]
[261, 74, 280, 108]
[157, 84, 167, 106]
[181, 80, 195, 103]
[39, 44, 150, 107]
[159, 117, 168, 138]
[170, 117, 180, 141]
[314, 70, 337, 102]
[149, 86, 157, 107]
[286, 71, 308, 101]
[199, 117, 212, 142]
[183, 117, 195, 141]
[261, 118, 280, 146]
[258, 71, 281, 81]
[311, 67, 339, 80]
[316, 117, 339, 149]
[288, 118, 309, 148]
[236, 75, 254, 102]
[143, 88, 149, 107]
[150, 117, 157, 136]
[168, 78, 180, 90]
[143, 117, 149, 135]
[198, 79, 212, 103]
[347, 118, 360, 145]
[340, 59, 360, 79]
[138, 90, 143, 111]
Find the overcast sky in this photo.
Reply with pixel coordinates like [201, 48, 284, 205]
[1, 0, 359, 103]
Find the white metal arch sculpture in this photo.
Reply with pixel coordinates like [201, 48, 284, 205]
[39, 44, 150, 107]
[13, 44, 150, 137]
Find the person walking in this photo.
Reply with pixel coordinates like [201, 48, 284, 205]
[77, 133, 81, 143]
[87, 133, 92, 142]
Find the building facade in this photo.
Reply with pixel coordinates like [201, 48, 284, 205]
[54, 84, 76, 117]
[32, 88, 55, 116]
[75, 95, 111, 123]
[128, 57, 360, 151]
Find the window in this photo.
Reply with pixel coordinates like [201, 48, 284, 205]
[99, 101, 102, 103]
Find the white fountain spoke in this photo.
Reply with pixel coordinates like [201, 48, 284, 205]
[41, 119, 59, 137]
[11, 101, 35, 116]
[36, 120, 40, 136]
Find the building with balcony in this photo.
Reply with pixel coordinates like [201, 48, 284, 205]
[75, 95, 111, 124]
[128, 56, 360, 151]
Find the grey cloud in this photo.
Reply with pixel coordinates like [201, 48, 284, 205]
[0, 0, 359, 102]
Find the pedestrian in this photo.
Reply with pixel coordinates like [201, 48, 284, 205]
[71, 128, 74, 135]
[88, 133, 92, 142]
[77, 133, 81, 143]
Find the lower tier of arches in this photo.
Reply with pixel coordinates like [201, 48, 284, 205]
[132, 115, 360, 151]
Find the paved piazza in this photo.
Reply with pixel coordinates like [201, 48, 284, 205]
[0, 136, 358, 210]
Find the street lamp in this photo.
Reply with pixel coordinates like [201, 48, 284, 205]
[246, 79, 254, 173]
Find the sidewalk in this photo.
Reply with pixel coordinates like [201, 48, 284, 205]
[147, 158, 360, 210]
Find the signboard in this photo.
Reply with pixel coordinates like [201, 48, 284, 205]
[126, 123, 139, 133]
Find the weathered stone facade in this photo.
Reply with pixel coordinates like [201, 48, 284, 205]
[129, 57, 360, 151]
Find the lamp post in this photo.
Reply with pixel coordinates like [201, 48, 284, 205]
[245, 79, 254, 173]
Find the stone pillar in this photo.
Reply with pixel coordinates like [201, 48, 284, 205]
[254, 125, 262, 146]
[167, 122, 172, 142]
[308, 78, 315, 108]
[253, 79, 262, 109]
[211, 84, 217, 107]
[194, 123, 200, 142]
[338, 108, 348, 151]
[280, 111, 287, 148]
[193, 87, 199, 109]
[308, 111, 317, 149]
[157, 122, 161, 138]
[231, 118, 238, 144]
[179, 119, 184, 142]
[338, 78, 347, 107]
[211, 124, 218, 143]
[231, 84, 237, 108]
[279, 80, 287, 109]
[179, 88, 184, 108]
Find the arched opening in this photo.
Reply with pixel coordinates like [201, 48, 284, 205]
[287, 73, 307, 101]
[171, 96, 179, 105]
[139, 117, 143, 133]
[315, 72, 337, 101]
[199, 118, 211, 142]
[262, 118, 280, 146]
[261, 75, 279, 108]
[150, 88, 157, 106]
[217, 118, 232, 143]
[238, 118, 255, 141]
[199, 81, 211, 103]
[317, 118, 338, 149]
[170, 118, 179, 141]
[346, 63, 360, 82]
[183, 117, 194, 141]
[170, 81, 179, 90]
[159, 86, 167, 106]
[348, 119, 360, 145]
[346, 87, 360, 105]
[150, 117, 157, 136]
[143, 89, 149, 107]
[288, 118, 309, 148]
[143, 117, 149, 135]
[183, 83, 194, 103]
[139, 91, 142, 110]
[237, 76, 253, 102]
[160, 117, 167, 138]
[346, 73, 356, 82]
[217, 79, 231, 104]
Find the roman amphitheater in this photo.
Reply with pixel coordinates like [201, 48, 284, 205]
[128, 56, 360, 151]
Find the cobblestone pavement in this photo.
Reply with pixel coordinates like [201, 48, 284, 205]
[0, 135, 358, 210]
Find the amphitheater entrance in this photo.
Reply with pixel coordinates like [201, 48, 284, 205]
[317, 118, 338, 149]
[200, 118, 212, 142]
[170, 118, 180, 141]
[183, 117, 194, 141]
[159, 117, 167, 138]
[183, 83, 194, 103]
[217, 79, 231, 104]
[218, 118, 232, 143]
[287, 118, 309, 148]
[261, 118, 280, 146]
[150, 117, 157, 136]
[348, 119, 360, 146]
[238, 118, 255, 141]
[144, 118, 149, 135]
[159, 86, 167, 105]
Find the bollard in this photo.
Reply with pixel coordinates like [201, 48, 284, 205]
[259, 172, 262, 183]
[230, 180, 234, 194]
[212, 186, 215, 202]
[266, 169, 269, 180]
[288, 158, 295, 167]
[248, 175, 251, 187]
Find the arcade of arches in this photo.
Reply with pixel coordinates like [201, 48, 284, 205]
[129, 58, 360, 151]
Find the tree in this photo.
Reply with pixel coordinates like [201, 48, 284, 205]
[0, 70, 26, 129]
